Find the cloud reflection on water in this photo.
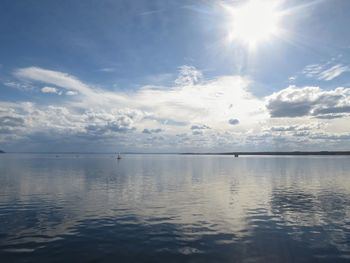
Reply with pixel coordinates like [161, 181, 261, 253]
[0, 155, 350, 262]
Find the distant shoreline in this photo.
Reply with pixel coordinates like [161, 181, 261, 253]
[181, 151, 350, 156]
[1, 151, 350, 156]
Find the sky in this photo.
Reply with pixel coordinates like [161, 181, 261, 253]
[1, 0, 350, 152]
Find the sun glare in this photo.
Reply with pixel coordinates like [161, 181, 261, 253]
[227, 0, 282, 48]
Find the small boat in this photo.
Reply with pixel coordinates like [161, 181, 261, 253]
[117, 153, 122, 160]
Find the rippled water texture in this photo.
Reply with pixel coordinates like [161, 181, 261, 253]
[1, 154, 350, 262]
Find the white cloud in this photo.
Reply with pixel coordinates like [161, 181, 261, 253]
[288, 76, 296, 82]
[3, 65, 350, 151]
[41, 86, 59, 94]
[266, 86, 350, 118]
[318, 64, 350, 81]
[13, 66, 266, 131]
[66, 90, 78, 96]
[132, 75, 267, 129]
[15, 67, 95, 97]
[98, 67, 116, 72]
[4, 81, 33, 91]
[269, 124, 314, 132]
[175, 65, 203, 86]
[302, 63, 350, 81]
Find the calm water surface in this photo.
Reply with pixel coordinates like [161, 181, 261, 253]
[0, 154, 350, 262]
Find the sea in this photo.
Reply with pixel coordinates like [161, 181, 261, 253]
[0, 154, 350, 262]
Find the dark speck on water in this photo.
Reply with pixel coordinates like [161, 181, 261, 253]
[0, 154, 350, 263]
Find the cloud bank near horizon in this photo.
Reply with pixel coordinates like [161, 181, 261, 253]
[1, 65, 350, 152]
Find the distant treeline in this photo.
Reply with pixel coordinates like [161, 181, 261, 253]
[181, 151, 350, 156]
[0, 150, 4, 153]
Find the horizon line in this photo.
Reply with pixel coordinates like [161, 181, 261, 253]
[2, 151, 350, 156]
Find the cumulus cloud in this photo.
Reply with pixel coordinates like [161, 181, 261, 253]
[41, 86, 59, 94]
[190, 124, 211, 136]
[175, 65, 203, 86]
[266, 86, 350, 118]
[0, 102, 144, 151]
[0, 108, 27, 135]
[85, 118, 135, 135]
[228, 119, 239, 125]
[0, 116, 25, 127]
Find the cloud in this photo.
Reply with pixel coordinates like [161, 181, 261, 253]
[83, 109, 142, 136]
[190, 124, 211, 136]
[309, 132, 350, 141]
[98, 67, 116, 72]
[302, 64, 323, 78]
[142, 128, 163, 134]
[13, 66, 266, 130]
[269, 124, 312, 132]
[15, 67, 91, 96]
[192, 130, 204, 136]
[266, 86, 350, 118]
[175, 65, 203, 86]
[0, 111, 26, 135]
[6, 65, 350, 151]
[318, 64, 350, 81]
[0, 116, 25, 127]
[313, 114, 344, 120]
[85, 118, 135, 136]
[4, 81, 33, 91]
[312, 106, 350, 115]
[228, 119, 239, 125]
[41, 86, 59, 94]
[66, 90, 78, 96]
[303, 63, 350, 81]
[191, 124, 210, 130]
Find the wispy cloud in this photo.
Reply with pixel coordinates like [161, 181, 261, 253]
[15, 67, 92, 96]
[302, 63, 350, 81]
[318, 64, 350, 81]
[98, 67, 116, 73]
[4, 81, 34, 91]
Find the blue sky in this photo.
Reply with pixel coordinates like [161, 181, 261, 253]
[1, 0, 350, 152]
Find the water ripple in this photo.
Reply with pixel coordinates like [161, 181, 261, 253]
[1, 154, 350, 262]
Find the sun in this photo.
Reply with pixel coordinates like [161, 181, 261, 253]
[226, 0, 282, 48]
